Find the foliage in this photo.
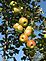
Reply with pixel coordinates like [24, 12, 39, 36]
[0, 0, 46, 61]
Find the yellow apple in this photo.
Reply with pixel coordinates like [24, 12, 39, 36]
[24, 29, 32, 36]
[24, 26, 33, 36]
[19, 34, 28, 42]
[42, 30, 46, 38]
[13, 7, 20, 13]
[19, 17, 28, 27]
[13, 23, 19, 30]
[0, 8, 3, 12]
[10, 1, 17, 6]
[44, 34, 46, 38]
[26, 26, 33, 30]
[13, 23, 23, 31]
[17, 25, 23, 31]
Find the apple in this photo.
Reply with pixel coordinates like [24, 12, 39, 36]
[4, 45, 7, 50]
[19, 34, 28, 42]
[27, 40, 36, 48]
[0, 7, 3, 12]
[10, 1, 17, 6]
[13, 23, 19, 30]
[26, 26, 33, 30]
[42, 30, 46, 38]
[13, 7, 20, 13]
[13, 23, 23, 31]
[24, 26, 33, 36]
[19, 17, 28, 27]
[24, 29, 32, 36]
[17, 25, 23, 31]
[4, 45, 6, 49]
[44, 34, 46, 38]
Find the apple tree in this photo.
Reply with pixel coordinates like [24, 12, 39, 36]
[0, 0, 46, 61]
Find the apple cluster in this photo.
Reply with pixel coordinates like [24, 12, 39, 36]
[0, 0, 46, 60]
[13, 17, 36, 49]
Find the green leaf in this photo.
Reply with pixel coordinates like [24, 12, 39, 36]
[30, 34, 36, 38]
[21, 56, 26, 60]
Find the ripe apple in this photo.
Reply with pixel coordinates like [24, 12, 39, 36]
[19, 17, 28, 27]
[13, 7, 20, 13]
[13, 23, 23, 31]
[44, 34, 46, 38]
[26, 26, 33, 30]
[24, 26, 33, 36]
[27, 40, 36, 48]
[10, 1, 17, 6]
[24, 29, 32, 36]
[17, 25, 23, 31]
[13, 23, 19, 30]
[19, 34, 28, 42]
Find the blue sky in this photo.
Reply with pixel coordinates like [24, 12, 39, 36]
[0, 1, 46, 61]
